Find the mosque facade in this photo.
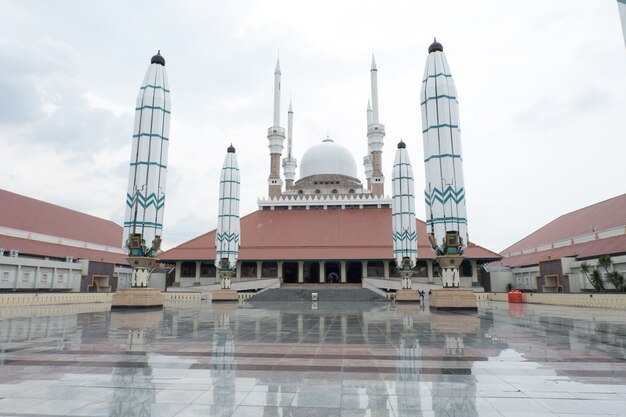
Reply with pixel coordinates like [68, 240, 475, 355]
[159, 41, 501, 288]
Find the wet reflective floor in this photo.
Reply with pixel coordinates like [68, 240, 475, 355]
[1, 300, 626, 416]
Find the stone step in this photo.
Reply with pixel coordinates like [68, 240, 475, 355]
[250, 288, 388, 302]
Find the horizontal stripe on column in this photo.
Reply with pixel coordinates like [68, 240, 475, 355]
[424, 154, 462, 162]
[422, 73, 452, 83]
[420, 95, 457, 105]
[422, 124, 459, 134]
[130, 161, 167, 169]
[133, 133, 169, 141]
[135, 105, 170, 114]
[140, 85, 171, 93]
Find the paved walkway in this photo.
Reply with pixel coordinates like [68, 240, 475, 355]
[1, 301, 626, 416]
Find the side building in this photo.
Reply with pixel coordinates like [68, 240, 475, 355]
[492, 193, 626, 292]
[0, 189, 130, 292]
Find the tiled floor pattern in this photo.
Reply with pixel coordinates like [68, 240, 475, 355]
[0, 300, 625, 416]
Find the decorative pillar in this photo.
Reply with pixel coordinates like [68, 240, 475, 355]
[471, 260, 478, 284]
[256, 261, 263, 279]
[173, 261, 183, 287]
[340, 261, 347, 283]
[383, 260, 390, 279]
[362, 261, 368, 278]
[298, 261, 304, 283]
[277, 261, 284, 281]
[427, 261, 434, 283]
[195, 261, 201, 285]
[319, 261, 326, 283]
[236, 261, 241, 280]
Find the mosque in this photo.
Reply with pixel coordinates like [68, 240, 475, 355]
[158, 41, 501, 288]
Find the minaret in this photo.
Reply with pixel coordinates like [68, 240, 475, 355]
[363, 100, 373, 190]
[367, 55, 385, 196]
[267, 58, 285, 198]
[391, 141, 418, 292]
[421, 39, 469, 291]
[213, 144, 241, 300]
[282, 100, 297, 189]
[122, 51, 170, 287]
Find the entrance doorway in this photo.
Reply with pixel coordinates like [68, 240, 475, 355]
[304, 262, 319, 283]
[283, 262, 298, 283]
[347, 262, 362, 283]
[325, 262, 340, 283]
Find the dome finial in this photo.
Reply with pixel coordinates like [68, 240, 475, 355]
[227, 143, 236, 153]
[151, 50, 166, 66]
[428, 38, 443, 54]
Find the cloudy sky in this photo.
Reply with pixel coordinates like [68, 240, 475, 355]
[0, 0, 625, 253]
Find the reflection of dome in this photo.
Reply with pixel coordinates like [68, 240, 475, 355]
[299, 138, 358, 179]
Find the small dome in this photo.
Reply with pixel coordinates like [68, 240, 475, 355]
[428, 38, 443, 54]
[299, 138, 358, 180]
[151, 51, 166, 66]
[397, 140, 406, 149]
[227, 143, 236, 153]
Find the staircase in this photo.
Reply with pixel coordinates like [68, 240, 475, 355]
[250, 287, 388, 302]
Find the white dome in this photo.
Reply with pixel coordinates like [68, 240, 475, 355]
[299, 138, 358, 179]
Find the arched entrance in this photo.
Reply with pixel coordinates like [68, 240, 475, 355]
[325, 262, 340, 283]
[283, 262, 298, 283]
[347, 262, 362, 283]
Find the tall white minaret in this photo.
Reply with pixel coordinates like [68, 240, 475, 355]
[282, 100, 297, 189]
[363, 100, 373, 190]
[123, 51, 170, 286]
[392, 140, 417, 290]
[421, 39, 468, 290]
[267, 58, 285, 198]
[367, 55, 385, 196]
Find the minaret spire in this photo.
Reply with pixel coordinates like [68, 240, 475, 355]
[370, 54, 380, 124]
[366, 55, 385, 196]
[267, 56, 286, 197]
[273, 57, 281, 127]
[282, 100, 297, 189]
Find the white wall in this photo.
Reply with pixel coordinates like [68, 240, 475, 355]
[0, 256, 81, 291]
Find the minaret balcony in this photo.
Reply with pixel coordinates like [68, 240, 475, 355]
[267, 126, 286, 137]
[367, 123, 385, 136]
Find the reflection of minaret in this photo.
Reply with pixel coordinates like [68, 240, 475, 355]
[368, 56, 385, 196]
[396, 307, 422, 417]
[123, 51, 170, 286]
[210, 309, 236, 416]
[282, 101, 297, 189]
[430, 313, 478, 417]
[109, 311, 161, 417]
[267, 58, 285, 198]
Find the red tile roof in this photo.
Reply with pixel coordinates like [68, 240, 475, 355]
[0, 189, 126, 264]
[501, 194, 626, 256]
[158, 208, 501, 262]
[498, 234, 626, 268]
[0, 189, 122, 247]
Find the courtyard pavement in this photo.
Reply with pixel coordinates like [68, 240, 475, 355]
[0, 299, 625, 416]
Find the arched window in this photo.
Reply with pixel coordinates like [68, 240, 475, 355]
[331, 189, 337, 194]
[349, 188, 355, 193]
[315, 189, 321, 194]
[298, 190, 304, 194]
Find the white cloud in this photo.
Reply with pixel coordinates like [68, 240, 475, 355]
[0, 0, 625, 254]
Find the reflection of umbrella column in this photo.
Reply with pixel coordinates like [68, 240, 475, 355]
[210, 309, 236, 414]
[109, 311, 162, 417]
[396, 307, 422, 417]
[430, 314, 478, 417]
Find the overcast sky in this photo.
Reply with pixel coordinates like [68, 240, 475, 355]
[0, 0, 625, 253]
